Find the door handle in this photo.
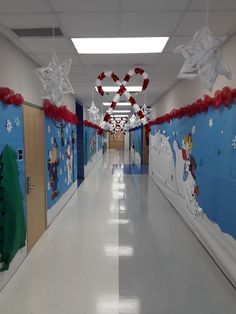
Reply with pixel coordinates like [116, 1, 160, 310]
[26, 176, 34, 193]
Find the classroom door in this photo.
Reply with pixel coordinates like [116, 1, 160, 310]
[23, 104, 46, 251]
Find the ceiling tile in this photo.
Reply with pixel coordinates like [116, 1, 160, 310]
[35, 54, 81, 66]
[0, 14, 58, 29]
[175, 11, 236, 36]
[0, 0, 52, 14]
[120, 12, 183, 37]
[58, 13, 120, 37]
[189, 0, 236, 11]
[51, 0, 120, 12]
[158, 52, 184, 65]
[121, 0, 189, 11]
[163, 36, 192, 52]
[19, 37, 75, 54]
[78, 54, 161, 66]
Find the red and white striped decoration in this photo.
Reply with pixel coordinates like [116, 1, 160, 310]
[96, 67, 149, 129]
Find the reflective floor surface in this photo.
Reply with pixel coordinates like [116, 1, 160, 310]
[0, 150, 235, 314]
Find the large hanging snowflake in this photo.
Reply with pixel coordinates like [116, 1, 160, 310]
[36, 52, 74, 105]
[232, 136, 236, 150]
[141, 103, 152, 120]
[6, 120, 13, 133]
[175, 26, 231, 91]
[88, 101, 100, 123]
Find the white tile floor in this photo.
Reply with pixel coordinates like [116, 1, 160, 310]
[0, 149, 235, 314]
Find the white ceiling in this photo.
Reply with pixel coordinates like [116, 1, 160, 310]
[0, 0, 236, 111]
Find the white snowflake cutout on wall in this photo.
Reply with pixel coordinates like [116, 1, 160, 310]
[232, 136, 236, 150]
[14, 116, 21, 128]
[192, 126, 196, 134]
[209, 118, 214, 128]
[6, 120, 13, 133]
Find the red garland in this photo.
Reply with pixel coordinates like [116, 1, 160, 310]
[148, 86, 236, 130]
[0, 87, 24, 106]
[43, 100, 79, 125]
[83, 120, 103, 135]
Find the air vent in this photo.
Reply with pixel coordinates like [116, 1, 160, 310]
[12, 27, 64, 37]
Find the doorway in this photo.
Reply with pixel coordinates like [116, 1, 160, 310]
[23, 104, 46, 251]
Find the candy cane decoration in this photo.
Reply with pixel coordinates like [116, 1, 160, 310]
[96, 67, 149, 130]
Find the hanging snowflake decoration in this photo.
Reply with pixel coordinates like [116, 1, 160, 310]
[141, 103, 152, 120]
[6, 120, 13, 133]
[209, 118, 214, 128]
[14, 116, 21, 128]
[232, 136, 236, 150]
[192, 125, 196, 134]
[175, 26, 231, 91]
[36, 52, 74, 105]
[88, 101, 100, 123]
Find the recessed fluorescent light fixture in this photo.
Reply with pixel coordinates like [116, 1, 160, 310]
[113, 110, 130, 113]
[112, 114, 128, 118]
[103, 102, 130, 106]
[71, 37, 169, 54]
[96, 86, 142, 92]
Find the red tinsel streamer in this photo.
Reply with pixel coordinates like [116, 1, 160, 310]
[43, 100, 79, 125]
[83, 120, 103, 135]
[0, 87, 24, 106]
[148, 86, 236, 130]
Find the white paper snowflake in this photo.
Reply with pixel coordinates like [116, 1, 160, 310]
[175, 26, 231, 91]
[209, 118, 214, 128]
[6, 120, 13, 133]
[14, 116, 21, 128]
[192, 125, 196, 134]
[232, 136, 236, 150]
[48, 125, 51, 133]
[35, 52, 74, 105]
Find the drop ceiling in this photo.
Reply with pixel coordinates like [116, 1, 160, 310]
[0, 0, 236, 111]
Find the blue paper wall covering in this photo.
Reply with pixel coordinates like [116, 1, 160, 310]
[84, 126, 97, 165]
[97, 134, 103, 152]
[0, 102, 26, 215]
[151, 104, 236, 240]
[45, 117, 77, 209]
[130, 127, 142, 156]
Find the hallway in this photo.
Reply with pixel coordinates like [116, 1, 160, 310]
[0, 150, 235, 314]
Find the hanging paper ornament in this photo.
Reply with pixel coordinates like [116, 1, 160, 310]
[36, 52, 74, 105]
[88, 101, 100, 123]
[141, 103, 152, 120]
[175, 26, 231, 91]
